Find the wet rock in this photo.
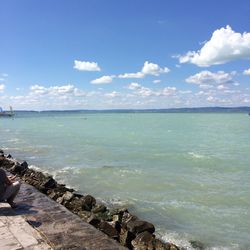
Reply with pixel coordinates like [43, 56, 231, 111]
[154, 239, 167, 250]
[62, 191, 74, 202]
[43, 177, 57, 189]
[131, 231, 154, 250]
[0, 149, 4, 154]
[91, 204, 107, 213]
[6, 154, 12, 158]
[122, 211, 138, 225]
[126, 219, 155, 235]
[98, 221, 119, 239]
[11, 162, 28, 174]
[81, 194, 96, 211]
[119, 228, 135, 248]
[87, 214, 101, 227]
[190, 240, 205, 249]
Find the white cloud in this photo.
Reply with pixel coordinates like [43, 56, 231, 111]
[30, 85, 48, 95]
[162, 87, 176, 96]
[128, 82, 141, 90]
[153, 80, 161, 84]
[0, 84, 5, 93]
[105, 91, 120, 98]
[74, 60, 101, 71]
[118, 72, 144, 79]
[118, 61, 170, 79]
[243, 68, 250, 75]
[2, 73, 8, 77]
[30, 84, 80, 96]
[142, 61, 170, 76]
[91, 75, 114, 84]
[186, 70, 235, 87]
[179, 25, 250, 67]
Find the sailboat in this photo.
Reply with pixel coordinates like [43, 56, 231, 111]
[0, 106, 14, 117]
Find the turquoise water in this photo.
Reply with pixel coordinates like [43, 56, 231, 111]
[1, 112, 250, 249]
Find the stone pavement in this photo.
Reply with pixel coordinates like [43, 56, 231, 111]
[0, 181, 127, 250]
[0, 202, 52, 250]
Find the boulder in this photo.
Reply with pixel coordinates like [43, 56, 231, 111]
[91, 204, 107, 213]
[119, 228, 135, 248]
[11, 162, 28, 174]
[81, 195, 96, 211]
[43, 177, 57, 189]
[87, 214, 101, 227]
[131, 231, 155, 250]
[126, 219, 155, 235]
[62, 191, 74, 202]
[98, 221, 119, 239]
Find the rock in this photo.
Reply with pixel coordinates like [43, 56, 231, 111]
[81, 195, 96, 211]
[190, 240, 205, 249]
[122, 211, 138, 225]
[6, 154, 12, 158]
[62, 191, 74, 202]
[0, 149, 4, 154]
[56, 196, 64, 204]
[154, 239, 166, 250]
[64, 197, 83, 212]
[126, 219, 155, 235]
[21, 161, 28, 168]
[119, 228, 135, 248]
[98, 221, 118, 239]
[47, 190, 61, 200]
[87, 214, 101, 227]
[91, 204, 107, 213]
[11, 162, 28, 174]
[43, 177, 57, 189]
[131, 231, 155, 250]
[78, 210, 92, 221]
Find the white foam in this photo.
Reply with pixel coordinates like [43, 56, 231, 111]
[156, 229, 195, 250]
[188, 152, 207, 159]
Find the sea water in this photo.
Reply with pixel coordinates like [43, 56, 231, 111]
[0, 112, 249, 249]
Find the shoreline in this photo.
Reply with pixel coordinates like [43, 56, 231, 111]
[0, 149, 199, 250]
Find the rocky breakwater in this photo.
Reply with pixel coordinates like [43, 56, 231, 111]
[0, 149, 182, 250]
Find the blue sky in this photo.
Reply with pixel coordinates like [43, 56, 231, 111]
[0, 0, 250, 110]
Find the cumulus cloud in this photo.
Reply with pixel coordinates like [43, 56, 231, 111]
[186, 70, 236, 88]
[127, 82, 176, 97]
[142, 61, 170, 76]
[179, 25, 250, 67]
[30, 84, 81, 96]
[118, 61, 170, 79]
[243, 68, 250, 75]
[0, 84, 5, 93]
[74, 60, 101, 71]
[162, 87, 176, 96]
[91, 75, 114, 84]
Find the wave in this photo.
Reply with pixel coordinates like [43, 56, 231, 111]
[188, 152, 209, 159]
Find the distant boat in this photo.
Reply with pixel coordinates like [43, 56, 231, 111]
[0, 106, 14, 117]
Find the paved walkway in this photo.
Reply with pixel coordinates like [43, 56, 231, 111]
[0, 202, 52, 250]
[0, 181, 127, 250]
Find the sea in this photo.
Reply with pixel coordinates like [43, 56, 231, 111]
[0, 111, 249, 249]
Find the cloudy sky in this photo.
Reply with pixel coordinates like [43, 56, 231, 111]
[0, 0, 250, 110]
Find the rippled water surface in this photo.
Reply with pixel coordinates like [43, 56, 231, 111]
[1, 112, 250, 249]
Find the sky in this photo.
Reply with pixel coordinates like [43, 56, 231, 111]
[0, 0, 250, 110]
